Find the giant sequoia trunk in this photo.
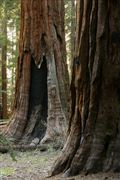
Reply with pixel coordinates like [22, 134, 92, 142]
[5, 0, 69, 144]
[51, 0, 120, 176]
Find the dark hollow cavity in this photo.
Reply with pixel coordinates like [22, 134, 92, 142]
[28, 56, 48, 140]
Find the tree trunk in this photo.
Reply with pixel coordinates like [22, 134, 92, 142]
[64, 0, 76, 80]
[51, 0, 120, 176]
[70, 0, 76, 78]
[0, 49, 2, 119]
[5, 0, 69, 145]
[1, 3, 7, 119]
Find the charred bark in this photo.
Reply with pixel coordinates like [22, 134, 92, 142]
[51, 0, 120, 176]
[5, 0, 69, 145]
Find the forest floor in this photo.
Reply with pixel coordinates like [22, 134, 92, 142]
[0, 147, 120, 180]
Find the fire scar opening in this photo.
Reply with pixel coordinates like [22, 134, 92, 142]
[27, 56, 48, 142]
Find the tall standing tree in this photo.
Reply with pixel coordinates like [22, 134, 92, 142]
[64, 0, 76, 79]
[1, 0, 7, 119]
[6, 0, 20, 114]
[5, 0, 69, 144]
[0, 0, 20, 118]
[51, 0, 120, 176]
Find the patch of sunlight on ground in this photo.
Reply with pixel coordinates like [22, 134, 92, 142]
[0, 167, 15, 176]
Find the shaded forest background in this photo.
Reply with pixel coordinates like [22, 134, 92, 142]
[0, 0, 20, 119]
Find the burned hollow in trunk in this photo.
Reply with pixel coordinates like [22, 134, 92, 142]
[22, 56, 48, 143]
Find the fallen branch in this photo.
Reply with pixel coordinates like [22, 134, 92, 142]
[0, 121, 9, 126]
[0, 144, 48, 153]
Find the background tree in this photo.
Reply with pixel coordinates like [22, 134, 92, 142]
[6, 0, 20, 114]
[0, 0, 20, 118]
[5, 0, 69, 145]
[51, 0, 120, 176]
[0, 0, 7, 119]
[64, 0, 76, 79]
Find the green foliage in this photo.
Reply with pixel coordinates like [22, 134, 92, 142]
[0, 36, 7, 46]
[0, 133, 16, 161]
[0, 167, 15, 176]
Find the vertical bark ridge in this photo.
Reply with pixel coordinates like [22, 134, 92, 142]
[68, 0, 84, 133]
[40, 0, 69, 143]
[51, 0, 92, 176]
[51, 109, 81, 176]
[5, 52, 31, 141]
[64, 0, 93, 175]
[89, 0, 98, 78]
[68, 0, 109, 175]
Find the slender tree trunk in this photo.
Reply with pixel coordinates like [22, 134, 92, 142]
[5, 0, 69, 145]
[70, 0, 76, 77]
[10, 30, 16, 111]
[2, 46, 7, 119]
[64, 0, 76, 80]
[0, 48, 2, 119]
[51, 0, 120, 176]
[1, 4, 7, 119]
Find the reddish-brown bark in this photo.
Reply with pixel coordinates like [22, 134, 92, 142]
[5, 0, 69, 144]
[51, 0, 120, 176]
[1, 5, 7, 119]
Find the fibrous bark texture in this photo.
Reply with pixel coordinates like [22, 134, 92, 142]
[51, 0, 120, 176]
[5, 0, 69, 145]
